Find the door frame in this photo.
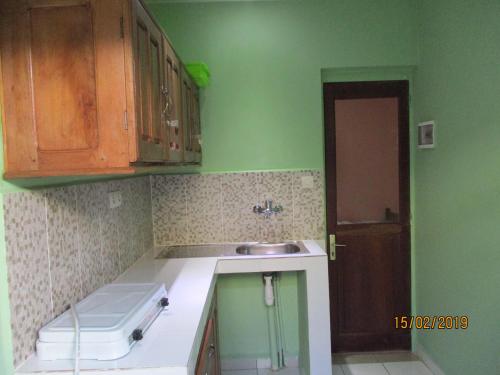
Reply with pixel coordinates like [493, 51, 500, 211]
[323, 80, 411, 352]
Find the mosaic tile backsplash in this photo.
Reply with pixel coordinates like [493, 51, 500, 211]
[151, 170, 326, 246]
[4, 177, 153, 367]
[4, 170, 324, 367]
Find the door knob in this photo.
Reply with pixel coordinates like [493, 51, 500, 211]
[329, 234, 347, 261]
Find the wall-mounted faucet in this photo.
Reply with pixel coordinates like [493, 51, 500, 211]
[253, 199, 283, 219]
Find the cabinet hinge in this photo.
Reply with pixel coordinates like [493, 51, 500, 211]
[120, 16, 124, 38]
[123, 111, 128, 130]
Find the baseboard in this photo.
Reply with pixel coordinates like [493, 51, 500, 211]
[221, 355, 299, 370]
[415, 343, 446, 375]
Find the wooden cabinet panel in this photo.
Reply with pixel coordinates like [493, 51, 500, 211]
[162, 39, 183, 162]
[181, 68, 201, 164]
[181, 67, 194, 163]
[131, 0, 166, 162]
[31, 5, 98, 152]
[1, 0, 131, 177]
[190, 85, 202, 163]
[181, 67, 201, 164]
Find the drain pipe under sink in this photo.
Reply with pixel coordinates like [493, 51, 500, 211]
[263, 273, 279, 371]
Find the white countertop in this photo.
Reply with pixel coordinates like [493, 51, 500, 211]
[16, 241, 327, 375]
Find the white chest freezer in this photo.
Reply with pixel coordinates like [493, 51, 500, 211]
[36, 283, 168, 361]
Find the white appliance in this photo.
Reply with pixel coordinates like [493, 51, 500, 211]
[36, 283, 168, 361]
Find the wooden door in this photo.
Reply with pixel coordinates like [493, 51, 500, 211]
[162, 38, 183, 162]
[181, 67, 195, 163]
[131, 0, 165, 162]
[323, 81, 411, 352]
[0, 0, 130, 177]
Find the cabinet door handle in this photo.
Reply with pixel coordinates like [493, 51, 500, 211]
[161, 86, 171, 118]
[208, 344, 216, 358]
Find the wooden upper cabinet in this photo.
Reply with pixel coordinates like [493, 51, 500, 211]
[129, 0, 166, 162]
[181, 67, 201, 165]
[0, 0, 131, 177]
[0, 0, 203, 178]
[180, 67, 194, 163]
[162, 38, 184, 163]
[190, 84, 202, 164]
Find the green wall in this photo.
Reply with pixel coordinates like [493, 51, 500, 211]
[148, 0, 418, 173]
[217, 273, 299, 359]
[414, 0, 500, 374]
[148, 0, 419, 363]
[1, 0, 497, 373]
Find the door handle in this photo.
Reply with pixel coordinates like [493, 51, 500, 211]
[329, 234, 347, 261]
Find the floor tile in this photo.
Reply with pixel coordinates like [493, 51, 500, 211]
[383, 361, 433, 375]
[333, 364, 346, 374]
[221, 358, 257, 370]
[342, 363, 390, 375]
[257, 368, 300, 375]
[375, 351, 419, 363]
[334, 353, 380, 364]
[222, 370, 257, 375]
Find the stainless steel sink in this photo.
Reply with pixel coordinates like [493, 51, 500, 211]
[235, 242, 301, 256]
[155, 241, 308, 259]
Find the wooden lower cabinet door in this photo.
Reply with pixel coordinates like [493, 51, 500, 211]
[195, 295, 220, 375]
[0, 0, 131, 177]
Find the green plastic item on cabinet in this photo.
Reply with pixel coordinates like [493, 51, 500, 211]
[185, 62, 210, 87]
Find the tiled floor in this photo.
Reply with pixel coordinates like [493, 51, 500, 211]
[222, 351, 434, 375]
[222, 369, 300, 375]
[334, 351, 434, 375]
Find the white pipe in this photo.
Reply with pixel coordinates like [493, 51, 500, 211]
[264, 275, 274, 306]
[264, 275, 279, 371]
[274, 275, 286, 368]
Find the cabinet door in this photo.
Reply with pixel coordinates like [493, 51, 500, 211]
[195, 295, 220, 375]
[190, 84, 202, 164]
[131, 0, 165, 162]
[180, 71, 202, 165]
[0, 0, 130, 177]
[180, 67, 194, 163]
[162, 39, 183, 162]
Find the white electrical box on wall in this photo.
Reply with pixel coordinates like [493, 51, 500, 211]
[417, 121, 436, 149]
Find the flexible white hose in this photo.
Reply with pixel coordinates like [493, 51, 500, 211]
[275, 275, 286, 368]
[70, 304, 80, 375]
[273, 276, 283, 367]
[263, 274, 279, 370]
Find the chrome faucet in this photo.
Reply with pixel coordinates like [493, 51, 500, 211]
[253, 199, 283, 219]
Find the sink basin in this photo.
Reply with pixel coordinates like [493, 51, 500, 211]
[235, 242, 301, 256]
[155, 241, 308, 259]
